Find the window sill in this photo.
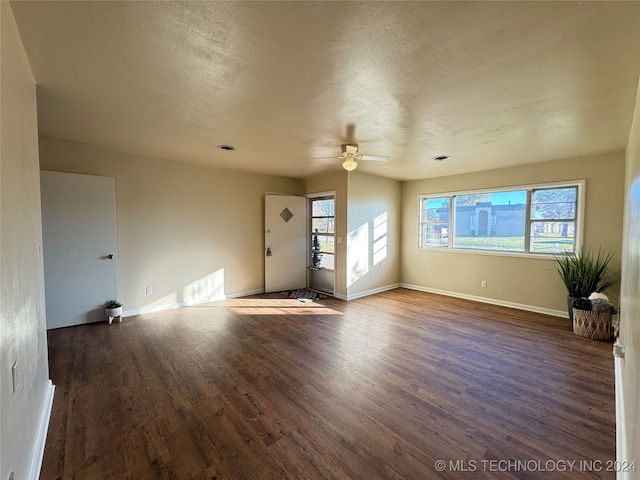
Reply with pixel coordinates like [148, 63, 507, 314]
[418, 246, 559, 260]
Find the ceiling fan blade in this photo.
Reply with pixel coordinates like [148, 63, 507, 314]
[361, 155, 390, 162]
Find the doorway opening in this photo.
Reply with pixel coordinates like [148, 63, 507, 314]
[308, 194, 335, 295]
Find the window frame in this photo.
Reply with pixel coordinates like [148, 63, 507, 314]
[418, 180, 585, 257]
[419, 196, 450, 248]
[309, 194, 336, 270]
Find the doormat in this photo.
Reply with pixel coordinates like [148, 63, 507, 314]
[280, 289, 329, 301]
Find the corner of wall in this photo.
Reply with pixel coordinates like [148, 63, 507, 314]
[616, 72, 640, 473]
[345, 171, 402, 299]
[1, 4, 53, 478]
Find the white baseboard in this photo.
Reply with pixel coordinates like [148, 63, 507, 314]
[121, 285, 566, 318]
[123, 302, 184, 317]
[400, 283, 568, 318]
[346, 283, 401, 301]
[225, 288, 265, 299]
[121, 288, 266, 317]
[27, 380, 55, 480]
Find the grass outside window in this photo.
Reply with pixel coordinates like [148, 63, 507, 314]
[419, 181, 583, 256]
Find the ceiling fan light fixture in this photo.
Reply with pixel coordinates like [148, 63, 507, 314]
[340, 143, 362, 171]
[344, 144, 359, 156]
[342, 157, 358, 171]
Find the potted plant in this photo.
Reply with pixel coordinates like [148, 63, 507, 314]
[105, 299, 123, 324]
[553, 248, 616, 321]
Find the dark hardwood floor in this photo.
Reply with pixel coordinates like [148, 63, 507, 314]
[41, 288, 616, 479]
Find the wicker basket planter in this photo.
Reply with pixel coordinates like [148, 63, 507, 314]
[572, 308, 613, 341]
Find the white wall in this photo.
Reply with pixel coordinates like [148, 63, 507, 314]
[0, 3, 53, 478]
[39, 138, 302, 315]
[346, 171, 401, 299]
[617, 76, 640, 477]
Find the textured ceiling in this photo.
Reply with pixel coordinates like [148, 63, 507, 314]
[10, 1, 640, 181]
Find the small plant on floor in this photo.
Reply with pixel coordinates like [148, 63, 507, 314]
[105, 299, 123, 324]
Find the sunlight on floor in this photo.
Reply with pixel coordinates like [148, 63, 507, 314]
[191, 298, 342, 316]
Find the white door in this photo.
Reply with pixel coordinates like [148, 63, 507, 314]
[265, 195, 307, 292]
[40, 171, 117, 329]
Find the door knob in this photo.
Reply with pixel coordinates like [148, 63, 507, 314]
[107, 254, 115, 259]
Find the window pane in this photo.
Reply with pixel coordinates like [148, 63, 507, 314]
[312, 217, 334, 234]
[318, 253, 334, 270]
[531, 187, 577, 220]
[312, 199, 334, 217]
[420, 197, 449, 247]
[453, 191, 526, 251]
[423, 197, 449, 221]
[530, 221, 575, 253]
[532, 187, 576, 204]
[531, 202, 575, 220]
[312, 234, 334, 253]
[422, 224, 448, 246]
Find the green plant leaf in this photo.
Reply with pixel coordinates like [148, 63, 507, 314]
[553, 247, 617, 298]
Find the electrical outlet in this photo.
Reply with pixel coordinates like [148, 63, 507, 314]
[146, 286, 153, 295]
[481, 280, 487, 288]
[12, 362, 18, 393]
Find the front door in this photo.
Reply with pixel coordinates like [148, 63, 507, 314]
[264, 195, 307, 292]
[40, 171, 118, 329]
[478, 209, 489, 236]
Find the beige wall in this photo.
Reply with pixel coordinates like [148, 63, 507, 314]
[617, 78, 640, 475]
[346, 171, 401, 298]
[0, 3, 52, 478]
[303, 171, 348, 298]
[401, 152, 625, 315]
[5, 0, 635, 471]
[39, 138, 301, 313]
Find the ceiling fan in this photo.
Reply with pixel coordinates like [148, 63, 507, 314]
[316, 143, 390, 171]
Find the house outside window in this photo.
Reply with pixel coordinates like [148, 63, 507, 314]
[419, 181, 583, 255]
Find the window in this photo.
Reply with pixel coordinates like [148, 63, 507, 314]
[529, 186, 577, 253]
[419, 197, 449, 247]
[310, 197, 335, 269]
[419, 182, 582, 255]
[452, 191, 527, 252]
